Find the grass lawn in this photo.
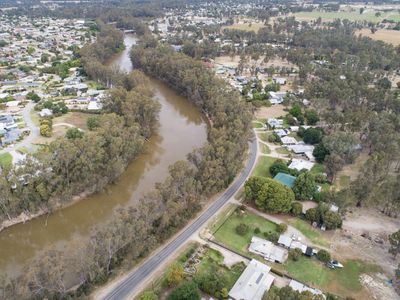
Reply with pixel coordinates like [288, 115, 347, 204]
[276, 147, 290, 155]
[0, 153, 12, 168]
[252, 121, 264, 129]
[224, 22, 265, 32]
[213, 209, 278, 254]
[258, 132, 269, 143]
[310, 163, 325, 175]
[196, 248, 245, 289]
[338, 175, 350, 189]
[283, 257, 381, 297]
[259, 142, 271, 154]
[252, 156, 276, 178]
[289, 218, 330, 247]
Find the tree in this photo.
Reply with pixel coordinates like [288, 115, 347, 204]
[245, 177, 294, 213]
[289, 248, 302, 261]
[303, 128, 323, 145]
[276, 223, 288, 233]
[376, 77, 391, 90]
[66, 128, 84, 139]
[236, 223, 249, 236]
[305, 109, 319, 125]
[167, 281, 200, 300]
[389, 230, 400, 257]
[139, 291, 158, 300]
[313, 143, 330, 163]
[289, 104, 302, 118]
[291, 202, 303, 216]
[316, 249, 331, 263]
[26, 91, 41, 103]
[305, 207, 320, 224]
[87, 116, 99, 130]
[323, 211, 342, 229]
[293, 172, 317, 201]
[164, 263, 184, 287]
[269, 160, 290, 177]
[324, 154, 344, 182]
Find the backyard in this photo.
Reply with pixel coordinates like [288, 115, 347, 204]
[213, 208, 278, 254]
[282, 256, 381, 298]
[0, 152, 12, 168]
[288, 218, 330, 247]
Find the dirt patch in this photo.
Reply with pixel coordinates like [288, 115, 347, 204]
[335, 152, 369, 188]
[54, 112, 90, 130]
[360, 274, 399, 300]
[254, 104, 287, 119]
[332, 208, 400, 278]
[356, 28, 400, 46]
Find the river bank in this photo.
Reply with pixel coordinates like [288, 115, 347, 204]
[0, 35, 207, 278]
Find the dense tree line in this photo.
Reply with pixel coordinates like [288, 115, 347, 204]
[131, 42, 253, 195]
[0, 71, 160, 229]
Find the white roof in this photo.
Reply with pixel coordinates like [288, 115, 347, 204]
[229, 259, 275, 300]
[287, 144, 315, 154]
[281, 136, 297, 145]
[278, 235, 292, 248]
[249, 236, 288, 263]
[288, 159, 314, 171]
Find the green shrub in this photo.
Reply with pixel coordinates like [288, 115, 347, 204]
[276, 223, 288, 234]
[290, 202, 303, 216]
[316, 249, 331, 263]
[235, 223, 249, 236]
[289, 248, 302, 261]
[263, 231, 279, 243]
[254, 227, 261, 234]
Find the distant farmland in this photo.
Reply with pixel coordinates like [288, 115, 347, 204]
[356, 28, 400, 46]
[293, 10, 400, 23]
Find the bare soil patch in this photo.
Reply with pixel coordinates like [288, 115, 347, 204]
[54, 112, 90, 130]
[254, 104, 287, 119]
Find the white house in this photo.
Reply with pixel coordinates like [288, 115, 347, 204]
[281, 136, 297, 145]
[269, 91, 286, 104]
[267, 118, 283, 129]
[249, 236, 288, 263]
[229, 259, 275, 300]
[288, 159, 314, 171]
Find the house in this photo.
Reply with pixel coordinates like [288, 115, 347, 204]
[278, 234, 315, 256]
[281, 136, 297, 145]
[288, 159, 314, 172]
[87, 100, 102, 111]
[274, 129, 288, 138]
[249, 236, 288, 263]
[269, 91, 286, 104]
[273, 77, 287, 85]
[273, 172, 296, 188]
[287, 144, 315, 154]
[229, 259, 275, 300]
[38, 108, 53, 117]
[266, 118, 283, 129]
[289, 280, 325, 297]
[1, 128, 21, 146]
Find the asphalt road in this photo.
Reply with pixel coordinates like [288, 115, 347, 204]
[102, 138, 258, 300]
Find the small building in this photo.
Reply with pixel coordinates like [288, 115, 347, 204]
[287, 144, 315, 154]
[278, 234, 316, 257]
[273, 77, 287, 85]
[274, 129, 289, 138]
[288, 159, 314, 172]
[249, 236, 288, 263]
[273, 172, 296, 188]
[229, 259, 275, 300]
[267, 118, 283, 129]
[269, 91, 286, 104]
[281, 136, 297, 145]
[39, 108, 53, 117]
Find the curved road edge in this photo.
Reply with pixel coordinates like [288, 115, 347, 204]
[99, 136, 258, 300]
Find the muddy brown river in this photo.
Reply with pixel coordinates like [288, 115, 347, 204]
[0, 35, 207, 277]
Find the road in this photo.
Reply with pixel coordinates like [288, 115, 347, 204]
[100, 137, 258, 300]
[0, 101, 39, 156]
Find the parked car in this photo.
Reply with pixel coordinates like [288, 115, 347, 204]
[327, 260, 344, 269]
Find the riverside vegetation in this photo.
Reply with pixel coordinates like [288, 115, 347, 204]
[0, 31, 252, 300]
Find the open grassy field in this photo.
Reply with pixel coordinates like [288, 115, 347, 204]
[283, 257, 381, 298]
[251, 156, 277, 178]
[213, 209, 278, 254]
[259, 142, 271, 154]
[53, 112, 91, 130]
[356, 28, 400, 46]
[293, 10, 400, 23]
[288, 218, 330, 247]
[0, 152, 12, 168]
[223, 22, 265, 33]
